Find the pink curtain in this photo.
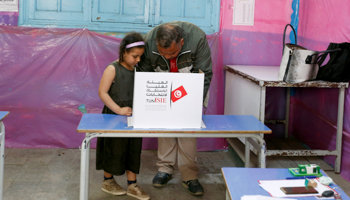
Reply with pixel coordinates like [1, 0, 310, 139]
[0, 12, 18, 26]
[290, 0, 350, 182]
[219, 0, 350, 182]
[0, 25, 226, 150]
[219, 0, 293, 137]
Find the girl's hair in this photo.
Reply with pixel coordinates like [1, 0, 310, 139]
[119, 32, 145, 63]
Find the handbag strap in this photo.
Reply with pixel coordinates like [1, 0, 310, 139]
[317, 43, 341, 66]
[305, 48, 342, 64]
[282, 24, 297, 55]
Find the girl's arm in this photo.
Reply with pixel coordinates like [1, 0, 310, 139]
[98, 65, 132, 116]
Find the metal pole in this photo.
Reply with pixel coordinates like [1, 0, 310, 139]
[335, 88, 345, 173]
[0, 122, 5, 200]
[80, 133, 92, 200]
[245, 138, 250, 168]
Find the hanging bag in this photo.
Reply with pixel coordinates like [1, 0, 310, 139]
[316, 42, 350, 82]
[278, 24, 322, 83]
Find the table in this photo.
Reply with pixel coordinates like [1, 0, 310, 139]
[77, 114, 271, 200]
[0, 111, 9, 200]
[222, 167, 350, 200]
[224, 65, 349, 173]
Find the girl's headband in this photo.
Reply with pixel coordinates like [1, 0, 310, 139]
[126, 41, 145, 49]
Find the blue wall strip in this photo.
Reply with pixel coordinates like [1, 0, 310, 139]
[290, 0, 300, 96]
[290, 0, 300, 44]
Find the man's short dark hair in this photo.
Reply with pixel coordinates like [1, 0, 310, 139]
[156, 23, 183, 48]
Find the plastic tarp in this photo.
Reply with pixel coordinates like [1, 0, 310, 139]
[289, 0, 350, 182]
[219, 0, 350, 182]
[219, 0, 294, 138]
[0, 12, 18, 26]
[0, 25, 225, 150]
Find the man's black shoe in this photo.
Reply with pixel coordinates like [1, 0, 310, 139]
[182, 179, 204, 196]
[152, 171, 172, 187]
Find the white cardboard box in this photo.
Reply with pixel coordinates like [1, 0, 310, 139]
[131, 72, 204, 129]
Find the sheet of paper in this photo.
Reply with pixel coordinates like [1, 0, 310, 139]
[258, 179, 337, 198]
[315, 196, 335, 200]
[0, 0, 18, 12]
[232, 0, 255, 26]
[127, 117, 133, 127]
[201, 120, 206, 128]
[241, 195, 297, 200]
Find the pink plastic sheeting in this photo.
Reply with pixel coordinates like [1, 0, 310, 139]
[219, 0, 293, 138]
[219, 0, 350, 182]
[0, 12, 18, 26]
[0, 25, 226, 150]
[289, 0, 350, 182]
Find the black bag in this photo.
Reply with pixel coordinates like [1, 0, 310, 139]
[316, 42, 350, 82]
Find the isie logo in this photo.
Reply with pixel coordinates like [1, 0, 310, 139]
[171, 86, 187, 103]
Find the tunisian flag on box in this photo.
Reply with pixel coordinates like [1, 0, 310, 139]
[171, 85, 188, 103]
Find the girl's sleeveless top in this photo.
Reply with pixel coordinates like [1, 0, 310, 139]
[102, 61, 134, 114]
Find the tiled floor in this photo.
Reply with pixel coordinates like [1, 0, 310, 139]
[3, 148, 236, 200]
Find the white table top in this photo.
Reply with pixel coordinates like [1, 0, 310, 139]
[227, 65, 280, 81]
[225, 65, 349, 88]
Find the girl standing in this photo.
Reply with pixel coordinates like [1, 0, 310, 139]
[96, 32, 150, 200]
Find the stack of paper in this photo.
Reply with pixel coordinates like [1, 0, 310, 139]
[241, 195, 297, 200]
